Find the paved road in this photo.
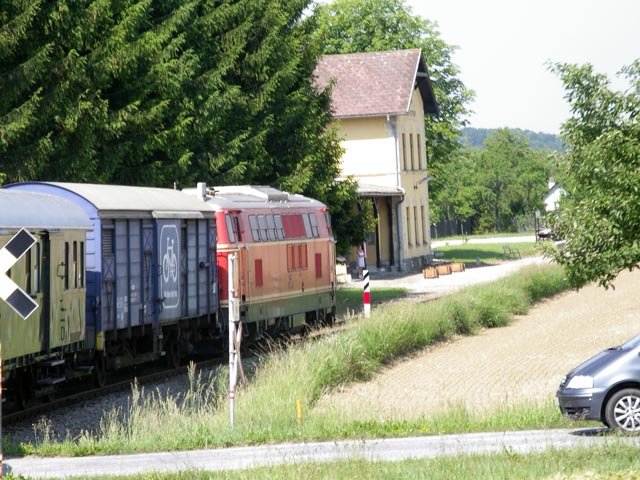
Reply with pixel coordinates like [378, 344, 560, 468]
[6, 428, 640, 478]
[367, 255, 547, 297]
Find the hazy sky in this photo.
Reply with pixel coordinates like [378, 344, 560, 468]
[407, 0, 640, 133]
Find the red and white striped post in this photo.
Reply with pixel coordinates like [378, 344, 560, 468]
[362, 269, 370, 318]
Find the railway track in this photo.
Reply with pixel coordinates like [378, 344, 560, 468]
[2, 358, 223, 427]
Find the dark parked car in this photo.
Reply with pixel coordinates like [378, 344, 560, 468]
[556, 333, 640, 433]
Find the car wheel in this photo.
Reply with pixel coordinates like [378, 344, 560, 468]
[604, 388, 640, 433]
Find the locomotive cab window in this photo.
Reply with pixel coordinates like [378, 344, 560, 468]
[249, 215, 260, 242]
[225, 214, 240, 243]
[324, 210, 332, 237]
[266, 215, 277, 241]
[274, 214, 285, 240]
[257, 215, 268, 241]
[309, 214, 319, 237]
[302, 214, 312, 238]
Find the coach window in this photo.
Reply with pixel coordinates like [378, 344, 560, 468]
[24, 249, 32, 294]
[72, 241, 78, 288]
[274, 214, 285, 240]
[257, 215, 268, 241]
[34, 242, 40, 293]
[302, 214, 312, 238]
[266, 215, 277, 241]
[64, 242, 70, 290]
[249, 215, 260, 241]
[80, 242, 85, 288]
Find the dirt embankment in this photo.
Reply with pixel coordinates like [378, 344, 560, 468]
[317, 269, 640, 421]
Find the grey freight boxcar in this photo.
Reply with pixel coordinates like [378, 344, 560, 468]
[5, 183, 218, 376]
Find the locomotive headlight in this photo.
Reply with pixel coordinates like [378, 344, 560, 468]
[565, 375, 594, 389]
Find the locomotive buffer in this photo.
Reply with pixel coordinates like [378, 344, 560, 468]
[0, 228, 38, 319]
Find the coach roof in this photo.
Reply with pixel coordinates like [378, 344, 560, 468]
[6, 182, 214, 219]
[0, 190, 92, 230]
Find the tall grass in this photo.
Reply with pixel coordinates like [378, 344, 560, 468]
[21, 264, 571, 457]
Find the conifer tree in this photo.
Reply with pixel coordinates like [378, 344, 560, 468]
[1, 0, 197, 185]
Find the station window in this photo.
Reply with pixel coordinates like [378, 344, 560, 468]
[402, 133, 408, 170]
[410, 133, 415, 170]
[421, 206, 428, 245]
[406, 207, 412, 247]
[414, 207, 420, 246]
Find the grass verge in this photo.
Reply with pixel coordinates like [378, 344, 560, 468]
[17, 264, 572, 457]
[37, 443, 640, 479]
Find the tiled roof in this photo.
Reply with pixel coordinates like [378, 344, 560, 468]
[314, 49, 438, 118]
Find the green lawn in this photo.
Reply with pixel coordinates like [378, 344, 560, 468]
[434, 241, 541, 265]
[336, 286, 408, 316]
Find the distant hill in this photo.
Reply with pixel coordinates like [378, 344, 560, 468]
[461, 127, 565, 151]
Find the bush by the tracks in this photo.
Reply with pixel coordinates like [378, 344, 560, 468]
[22, 264, 570, 456]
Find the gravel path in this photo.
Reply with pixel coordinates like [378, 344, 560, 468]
[317, 267, 640, 420]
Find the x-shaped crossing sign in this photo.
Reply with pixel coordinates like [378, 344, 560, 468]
[0, 228, 38, 319]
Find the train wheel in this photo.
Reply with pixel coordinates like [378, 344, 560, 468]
[94, 352, 107, 388]
[165, 335, 180, 370]
[15, 370, 34, 410]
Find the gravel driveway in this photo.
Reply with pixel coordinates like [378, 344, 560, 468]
[319, 266, 640, 420]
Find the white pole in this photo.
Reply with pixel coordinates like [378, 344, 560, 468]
[228, 253, 238, 429]
[363, 269, 370, 318]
